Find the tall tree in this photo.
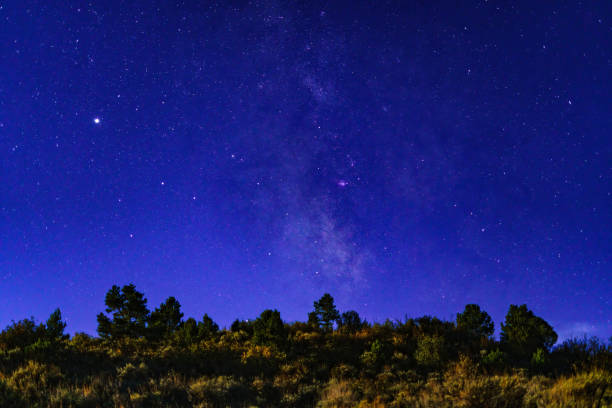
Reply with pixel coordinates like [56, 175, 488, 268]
[500, 304, 558, 361]
[172, 317, 198, 346]
[253, 309, 286, 346]
[338, 310, 366, 334]
[149, 296, 183, 340]
[312, 293, 340, 332]
[97, 284, 150, 339]
[45, 308, 68, 341]
[198, 314, 219, 339]
[307, 312, 320, 329]
[456, 304, 494, 338]
[456, 304, 494, 355]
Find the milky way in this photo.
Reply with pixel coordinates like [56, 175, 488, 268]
[0, 1, 610, 339]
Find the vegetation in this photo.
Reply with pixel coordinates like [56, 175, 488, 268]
[0, 287, 610, 407]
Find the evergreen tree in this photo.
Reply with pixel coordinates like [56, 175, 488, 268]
[456, 304, 494, 356]
[45, 308, 68, 341]
[96, 284, 150, 339]
[149, 296, 183, 340]
[173, 317, 198, 346]
[312, 293, 340, 332]
[500, 304, 557, 362]
[456, 304, 494, 339]
[338, 310, 366, 334]
[198, 314, 219, 339]
[307, 311, 320, 329]
[253, 309, 286, 346]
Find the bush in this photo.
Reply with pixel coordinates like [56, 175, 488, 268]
[0, 379, 24, 407]
[318, 379, 359, 407]
[0, 293, 609, 407]
[117, 362, 149, 393]
[482, 348, 508, 371]
[361, 340, 392, 372]
[189, 376, 252, 406]
[415, 335, 446, 370]
[8, 360, 64, 405]
[541, 369, 612, 407]
[48, 387, 93, 408]
[418, 356, 527, 407]
[0, 319, 42, 351]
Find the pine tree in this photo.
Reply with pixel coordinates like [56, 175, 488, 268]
[313, 293, 340, 332]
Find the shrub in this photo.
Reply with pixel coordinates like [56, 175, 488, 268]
[318, 378, 359, 408]
[189, 376, 252, 406]
[361, 340, 392, 372]
[117, 362, 149, 393]
[415, 335, 446, 370]
[0, 319, 42, 351]
[0, 379, 24, 407]
[48, 387, 93, 408]
[8, 360, 64, 405]
[541, 369, 612, 407]
[482, 348, 508, 371]
[417, 356, 527, 407]
[156, 372, 190, 406]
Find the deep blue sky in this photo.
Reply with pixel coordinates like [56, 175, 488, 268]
[1, 1, 610, 341]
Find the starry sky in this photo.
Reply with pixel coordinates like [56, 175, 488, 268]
[1, 1, 610, 340]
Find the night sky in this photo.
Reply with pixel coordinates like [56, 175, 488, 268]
[1, 1, 610, 340]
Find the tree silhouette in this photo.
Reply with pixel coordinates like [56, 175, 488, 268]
[0, 318, 41, 350]
[253, 309, 286, 346]
[338, 310, 366, 334]
[173, 317, 198, 346]
[149, 296, 183, 340]
[231, 319, 254, 335]
[312, 293, 340, 332]
[172, 314, 219, 345]
[456, 304, 494, 338]
[97, 284, 150, 339]
[198, 314, 219, 339]
[455, 304, 494, 355]
[500, 304, 557, 362]
[307, 311, 320, 330]
[0, 309, 66, 350]
[1, 283, 610, 407]
[45, 308, 68, 341]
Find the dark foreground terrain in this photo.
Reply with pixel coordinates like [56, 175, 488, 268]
[1, 285, 610, 407]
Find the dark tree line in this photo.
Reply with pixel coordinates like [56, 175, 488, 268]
[0, 308, 67, 350]
[87, 285, 562, 366]
[0, 284, 593, 371]
[0, 284, 610, 407]
[0, 284, 574, 368]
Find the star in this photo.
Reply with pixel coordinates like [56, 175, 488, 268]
[93, 117, 101, 124]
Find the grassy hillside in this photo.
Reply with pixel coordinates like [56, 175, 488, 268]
[0, 286, 609, 407]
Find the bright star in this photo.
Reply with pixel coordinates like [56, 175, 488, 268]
[93, 117, 101, 124]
